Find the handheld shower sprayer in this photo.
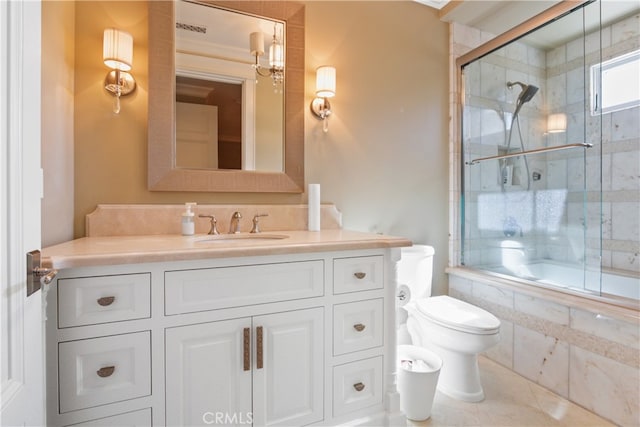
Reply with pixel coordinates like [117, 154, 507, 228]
[507, 81, 539, 118]
[502, 81, 539, 192]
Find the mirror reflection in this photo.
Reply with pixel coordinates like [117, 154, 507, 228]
[175, 0, 284, 172]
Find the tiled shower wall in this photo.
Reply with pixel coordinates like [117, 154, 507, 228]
[545, 12, 640, 274]
[458, 10, 640, 274]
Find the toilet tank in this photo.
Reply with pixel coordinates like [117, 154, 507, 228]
[398, 245, 435, 300]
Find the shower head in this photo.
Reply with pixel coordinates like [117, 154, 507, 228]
[508, 81, 539, 117]
[518, 85, 539, 105]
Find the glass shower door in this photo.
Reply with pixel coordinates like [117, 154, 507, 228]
[460, 0, 605, 295]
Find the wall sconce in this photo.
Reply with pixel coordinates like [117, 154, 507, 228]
[249, 25, 284, 87]
[103, 28, 136, 114]
[310, 66, 336, 133]
[547, 113, 567, 133]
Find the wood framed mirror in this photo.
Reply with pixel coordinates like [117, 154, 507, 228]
[148, 1, 305, 192]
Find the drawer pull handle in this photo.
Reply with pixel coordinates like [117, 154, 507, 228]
[354, 272, 366, 279]
[97, 296, 115, 306]
[256, 326, 263, 370]
[97, 366, 115, 378]
[353, 382, 365, 392]
[243, 328, 250, 371]
[353, 323, 366, 332]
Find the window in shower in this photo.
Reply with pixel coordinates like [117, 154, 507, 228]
[590, 49, 640, 115]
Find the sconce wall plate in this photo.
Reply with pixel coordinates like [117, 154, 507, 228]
[104, 70, 136, 96]
[310, 97, 331, 119]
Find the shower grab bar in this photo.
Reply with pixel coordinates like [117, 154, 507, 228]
[466, 142, 593, 165]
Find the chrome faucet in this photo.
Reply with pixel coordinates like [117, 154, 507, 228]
[229, 211, 242, 234]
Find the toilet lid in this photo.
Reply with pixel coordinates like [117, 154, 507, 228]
[416, 295, 500, 334]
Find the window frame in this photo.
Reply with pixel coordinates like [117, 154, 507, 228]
[590, 49, 640, 115]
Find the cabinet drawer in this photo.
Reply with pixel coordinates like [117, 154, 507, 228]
[165, 260, 324, 315]
[333, 357, 383, 417]
[58, 273, 151, 328]
[333, 299, 384, 355]
[58, 331, 151, 413]
[65, 408, 151, 426]
[333, 256, 384, 294]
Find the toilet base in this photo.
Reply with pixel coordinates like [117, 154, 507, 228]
[429, 344, 485, 403]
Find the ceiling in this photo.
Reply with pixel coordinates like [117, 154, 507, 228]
[176, 0, 284, 64]
[436, 1, 560, 35]
[416, 0, 639, 50]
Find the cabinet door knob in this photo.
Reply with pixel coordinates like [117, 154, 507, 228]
[353, 323, 366, 332]
[354, 272, 366, 279]
[97, 296, 115, 306]
[97, 366, 115, 378]
[353, 382, 365, 392]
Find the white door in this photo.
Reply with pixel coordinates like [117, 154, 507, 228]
[252, 308, 324, 427]
[0, 1, 44, 426]
[175, 102, 219, 169]
[165, 318, 253, 427]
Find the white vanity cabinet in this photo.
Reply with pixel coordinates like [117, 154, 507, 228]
[165, 308, 324, 426]
[45, 248, 402, 427]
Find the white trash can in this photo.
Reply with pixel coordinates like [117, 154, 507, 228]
[397, 344, 442, 421]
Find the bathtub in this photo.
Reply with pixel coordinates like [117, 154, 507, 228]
[485, 261, 639, 303]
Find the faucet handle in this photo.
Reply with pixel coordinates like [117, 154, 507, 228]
[198, 214, 219, 235]
[250, 213, 268, 234]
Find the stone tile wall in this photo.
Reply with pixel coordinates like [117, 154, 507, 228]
[448, 270, 640, 426]
[451, 8, 640, 277]
[545, 12, 640, 274]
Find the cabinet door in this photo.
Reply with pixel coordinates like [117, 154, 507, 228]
[252, 308, 324, 426]
[165, 318, 253, 427]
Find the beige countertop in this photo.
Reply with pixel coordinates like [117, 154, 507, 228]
[42, 229, 413, 269]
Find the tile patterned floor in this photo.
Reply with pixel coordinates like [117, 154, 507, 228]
[406, 356, 615, 427]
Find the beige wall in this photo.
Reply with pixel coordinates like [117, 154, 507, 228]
[42, 1, 75, 247]
[45, 1, 450, 294]
[304, 2, 450, 291]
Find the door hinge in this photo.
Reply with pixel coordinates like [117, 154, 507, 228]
[26, 249, 57, 297]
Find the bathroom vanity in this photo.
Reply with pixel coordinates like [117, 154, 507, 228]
[42, 208, 411, 427]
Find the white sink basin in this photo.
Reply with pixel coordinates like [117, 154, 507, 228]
[195, 234, 289, 243]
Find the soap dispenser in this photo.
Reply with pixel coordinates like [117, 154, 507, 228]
[182, 202, 196, 236]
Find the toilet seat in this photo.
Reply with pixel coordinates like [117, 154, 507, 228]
[415, 295, 500, 335]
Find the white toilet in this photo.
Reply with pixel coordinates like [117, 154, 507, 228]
[398, 245, 500, 402]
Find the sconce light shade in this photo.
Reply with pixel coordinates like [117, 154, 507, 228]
[103, 28, 133, 71]
[547, 113, 567, 133]
[315, 66, 336, 98]
[249, 32, 264, 56]
[311, 66, 336, 132]
[269, 39, 285, 70]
